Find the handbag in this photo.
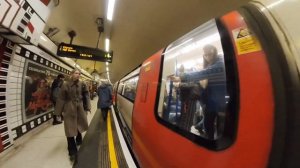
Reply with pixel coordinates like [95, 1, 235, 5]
[82, 83, 89, 111]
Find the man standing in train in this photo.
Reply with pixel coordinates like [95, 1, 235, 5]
[54, 69, 91, 161]
[171, 44, 226, 139]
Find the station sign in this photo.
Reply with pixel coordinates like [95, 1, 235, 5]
[57, 43, 113, 63]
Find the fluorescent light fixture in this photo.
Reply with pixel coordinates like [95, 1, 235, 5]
[261, 0, 285, 11]
[267, 0, 284, 9]
[165, 33, 219, 61]
[107, 0, 116, 21]
[106, 67, 109, 71]
[105, 38, 110, 51]
[106, 62, 109, 65]
[164, 38, 192, 55]
[40, 36, 47, 42]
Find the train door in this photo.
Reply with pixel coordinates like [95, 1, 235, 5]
[112, 81, 119, 105]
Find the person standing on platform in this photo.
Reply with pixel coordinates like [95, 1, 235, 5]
[51, 74, 64, 125]
[55, 69, 91, 161]
[97, 80, 112, 121]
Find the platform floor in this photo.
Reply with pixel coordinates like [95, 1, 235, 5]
[0, 97, 133, 168]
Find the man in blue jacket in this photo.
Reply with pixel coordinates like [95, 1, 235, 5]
[97, 81, 113, 121]
[171, 44, 226, 139]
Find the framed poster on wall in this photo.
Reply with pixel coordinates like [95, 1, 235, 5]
[22, 60, 60, 122]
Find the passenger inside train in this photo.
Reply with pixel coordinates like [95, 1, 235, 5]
[121, 76, 138, 102]
[165, 44, 227, 139]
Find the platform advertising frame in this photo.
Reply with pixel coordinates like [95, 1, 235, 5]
[22, 59, 59, 123]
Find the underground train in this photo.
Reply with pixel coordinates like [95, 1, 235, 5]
[113, 0, 300, 167]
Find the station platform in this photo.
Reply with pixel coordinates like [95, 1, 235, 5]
[0, 98, 136, 168]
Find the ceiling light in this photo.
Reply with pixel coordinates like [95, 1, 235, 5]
[105, 38, 110, 51]
[106, 67, 109, 71]
[40, 36, 47, 42]
[106, 62, 109, 65]
[107, 0, 116, 21]
[267, 0, 285, 9]
[165, 33, 219, 61]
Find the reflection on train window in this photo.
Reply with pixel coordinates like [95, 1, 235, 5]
[122, 76, 139, 101]
[117, 82, 124, 94]
[157, 20, 228, 140]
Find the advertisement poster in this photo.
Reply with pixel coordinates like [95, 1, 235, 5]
[23, 60, 60, 122]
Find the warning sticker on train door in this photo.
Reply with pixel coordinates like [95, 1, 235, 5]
[232, 27, 262, 55]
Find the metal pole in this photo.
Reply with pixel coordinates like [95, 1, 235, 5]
[68, 30, 77, 65]
[93, 31, 102, 73]
[69, 37, 73, 44]
[96, 32, 102, 49]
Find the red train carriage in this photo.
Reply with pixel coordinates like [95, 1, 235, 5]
[114, 0, 300, 167]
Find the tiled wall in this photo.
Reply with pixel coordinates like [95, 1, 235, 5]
[0, 37, 14, 150]
[6, 45, 24, 140]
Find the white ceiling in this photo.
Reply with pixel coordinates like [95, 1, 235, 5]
[45, 0, 250, 82]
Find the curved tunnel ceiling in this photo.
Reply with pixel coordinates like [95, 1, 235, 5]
[45, 0, 250, 82]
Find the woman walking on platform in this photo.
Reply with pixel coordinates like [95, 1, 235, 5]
[55, 69, 91, 161]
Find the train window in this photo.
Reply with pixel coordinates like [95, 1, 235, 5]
[117, 82, 124, 94]
[157, 19, 237, 148]
[122, 76, 139, 102]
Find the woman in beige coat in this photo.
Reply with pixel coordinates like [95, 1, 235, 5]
[55, 69, 91, 161]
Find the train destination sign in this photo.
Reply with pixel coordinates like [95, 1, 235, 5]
[57, 43, 113, 63]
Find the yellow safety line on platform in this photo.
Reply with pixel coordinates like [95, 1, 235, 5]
[107, 112, 119, 168]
